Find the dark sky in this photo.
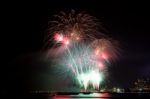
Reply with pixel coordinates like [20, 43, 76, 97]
[2, 0, 150, 93]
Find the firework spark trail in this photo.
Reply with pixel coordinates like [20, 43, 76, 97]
[46, 10, 119, 91]
[60, 43, 106, 90]
[65, 46, 79, 75]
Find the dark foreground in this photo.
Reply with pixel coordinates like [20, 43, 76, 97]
[4, 92, 150, 99]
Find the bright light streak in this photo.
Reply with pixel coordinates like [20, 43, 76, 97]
[77, 70, 103, 90]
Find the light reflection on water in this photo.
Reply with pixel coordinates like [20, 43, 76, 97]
[52, 93, 110, 99]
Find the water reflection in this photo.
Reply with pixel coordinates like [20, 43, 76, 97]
[52, 92, 110, 99]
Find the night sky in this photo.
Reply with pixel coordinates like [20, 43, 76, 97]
[2, 0, 150, 93]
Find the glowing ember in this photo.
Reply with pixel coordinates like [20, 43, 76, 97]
[54, 33, 63, 42]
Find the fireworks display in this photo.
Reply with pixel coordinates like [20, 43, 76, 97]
[45, 10, 119, 91]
